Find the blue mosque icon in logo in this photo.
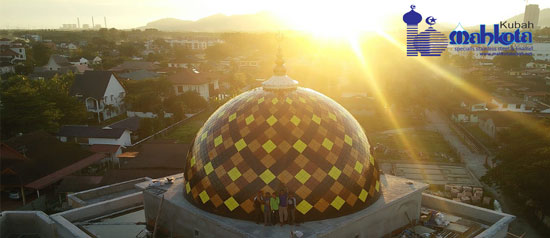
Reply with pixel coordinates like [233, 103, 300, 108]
[403, 5, 448, 56]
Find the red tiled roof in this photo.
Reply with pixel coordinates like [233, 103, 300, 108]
[1, 143, 28, 161]
[25, 153, 105, 189]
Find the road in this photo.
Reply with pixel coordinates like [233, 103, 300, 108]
[425, 109, 543, 238]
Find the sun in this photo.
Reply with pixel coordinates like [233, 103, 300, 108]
[274, 1, 382, 38]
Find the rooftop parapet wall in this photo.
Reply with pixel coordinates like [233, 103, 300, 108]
[421, 193, 515, 238]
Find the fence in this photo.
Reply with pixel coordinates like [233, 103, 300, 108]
[131, 109, 205, 146]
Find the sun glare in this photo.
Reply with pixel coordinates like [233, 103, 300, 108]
[275, 1, 382, 39]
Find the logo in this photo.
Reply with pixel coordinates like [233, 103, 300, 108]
[403, 5, 448, 56]
[449, 24, 533, 46]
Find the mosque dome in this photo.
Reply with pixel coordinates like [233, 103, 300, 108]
[413, 27, 448, 56]
[183, 49, 381, 222]
[403, 5, 422, 25]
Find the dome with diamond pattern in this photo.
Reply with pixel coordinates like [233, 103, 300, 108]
[183, 49, 381, 222]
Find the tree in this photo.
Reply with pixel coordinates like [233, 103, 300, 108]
[482, 121, 550, 212]
[0, 74, 88, 138]
[31, 42, 52, 66]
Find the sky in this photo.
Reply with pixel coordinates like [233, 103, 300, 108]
[1, 0, 549, 30]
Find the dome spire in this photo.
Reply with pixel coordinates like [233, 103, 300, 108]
[262, 32, 298, 91]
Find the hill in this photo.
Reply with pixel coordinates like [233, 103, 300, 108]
[506, 8, 550, 28]
[141, 12, 289, 32]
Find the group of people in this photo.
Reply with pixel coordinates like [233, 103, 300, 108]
[253, 189, 298, 226]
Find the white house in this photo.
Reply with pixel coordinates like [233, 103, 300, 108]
[70, 71, 126, 122]
[57, 125, 132, 147]
[533, 43, 550, 61]
[45, 54, 73, 71]
[168, 69, 220, 101]
[0, 62, 15, 74]
[92, 56, 102, 65]
[489, 96, 536, 113]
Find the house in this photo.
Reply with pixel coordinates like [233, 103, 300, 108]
[118, 69, 159, 81]
[44, 54, 76, 72]
[92, 56, 102, 65]
[450, 107, 479, 123]
[168, 68, 220, 100]
[0, 48, 19, 63]
[57, 125, 132, 147]
[478, 112, 516, 139]
[1, 131, 106, 204]
[489, 96, 536, 113]
[108, 116, 141, 141]
[109, 61, 159, 73]
[0, 61, 15, 74]
[70, 71, 126, 122]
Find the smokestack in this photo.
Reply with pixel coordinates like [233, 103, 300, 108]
[92, 16, 95, 29]
[104, 16, 107, 28]
[77, 17, 80, 28]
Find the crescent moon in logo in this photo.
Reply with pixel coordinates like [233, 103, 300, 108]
[426, 16, 436, 25]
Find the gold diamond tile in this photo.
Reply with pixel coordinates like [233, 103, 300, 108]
[226, 182, 239, 195]
[328, 112, 337, 121]
[185, 182, 191, 194]
[228, 167, 242, 181]
[262, 140, 277, 153]
[322, 138, 334, 150]
[286, 97, 293, 104]
[201, 131, 208, 141]
[199, 190, 210, 204]
[204, 162, 214, 175]
[259, 169, 276, 184]
[277, 170, 293, 184]
[245, 115, 255, 125]
[344, 135, 353, 146]
[370, 154, 375, 165]
[271, 98, 279, 104]
[376, 180, 380, 192]
[343, 164, 353, 177]
[328, 166, 341, 180]
[312, 114, 321, 124]
[294, 154, 308, 168]
[290, 115, 301, 126]
[346, 193, 358, 206]
[296, 185, 312, 198]
[228, 112, 237, 122]
[257, 97, 264, 104]
[296, 200, 313, 215]
[330, 181, 344, 194]
[224, 197, 239, 211]
[240, 199, 254, 214]
[293, 139, 307, 153]
[266, 115, 278, 126]
[260, 154, 276, 168]
[242, 169, 257, 183]
[234, 138, 247, 152]
[214, 135, 223, 147]
[312, 168, 327, 182]
[299, 97, 306, 103]
[264, 127, 277, 138]
[358, 189, 368, 202]
[295, 169, 311, 184]
[190, 156, 196, 167]
[314, 198, 330, 212]
[211, 194, 223, 207]
[331, 196, 345, 210]
[354, 161, 363, 173]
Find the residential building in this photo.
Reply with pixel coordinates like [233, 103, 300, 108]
[118, 69, 159, 81]
[489, 96, 536, 113]
[70, 71, 126, 122]
[168, 68, 220, 100]
[0, 62, 15, 74]
[44, 54, 76, 71]
[109, 61, 159, 73]
[478, 112, 516, 139]
[92, 56, 102, 65]
[57, 125, 132, 147]
[1, 131, 105, 205]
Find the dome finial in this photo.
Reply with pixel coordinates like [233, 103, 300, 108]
[262, 32, 299, 91]
[273, 32, 286, 76]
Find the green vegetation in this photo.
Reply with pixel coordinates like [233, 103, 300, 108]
[483, 121, 550, 213]
[165, 109, 213, 143]
[369, 129, 456, 162]
[0, 74, 88, 138]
